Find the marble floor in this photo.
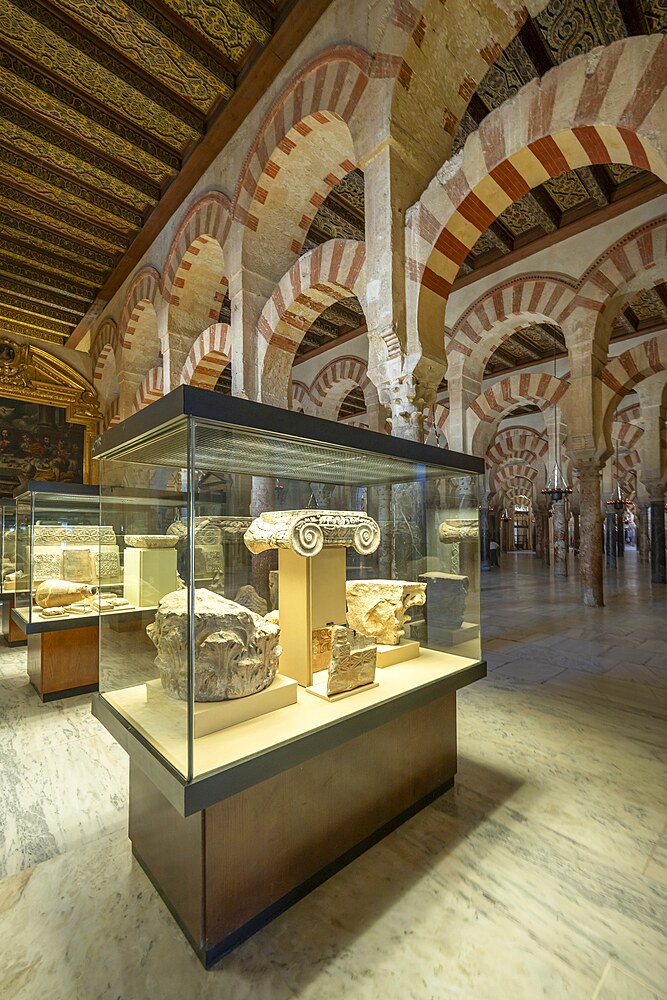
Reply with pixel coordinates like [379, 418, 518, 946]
[0, 551, 666, 999]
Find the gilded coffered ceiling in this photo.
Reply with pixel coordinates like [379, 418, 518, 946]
[0, 0, 307, 347]
[454, 0, 666, 275]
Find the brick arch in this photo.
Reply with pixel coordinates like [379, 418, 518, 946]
[235, 48, 370, 284]
[162, 193, 231, 306]
[182, 323, 232, 390]
[132, 365, 164, 413]
[468, 372, 569, 456]
[492, 461, 539, 491]
[601, 336, 667, 435]
[408, 35, 667, 358]
[290, 381, 310, 414]
[612, 419, 644, 451]
[424, 400, 449, 445]
[102, 398, 121, 432]
[92, 318, 119, 373]
[308, 355, 379, 420]
[617, 401, 641, 423]
[258, 239, 366, 408]
[234, 46, 370, 229]
[565, 217, 667, 348]
[447, 273, 576, 381]
[93, 343, 119, 412]
[119, 267, 161, 350]
[618, 449, 641, 478]
[486, 426, 549, 467]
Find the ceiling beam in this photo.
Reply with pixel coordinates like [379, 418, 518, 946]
[67, 0, 338, 348]
[509, 331, 546, 360]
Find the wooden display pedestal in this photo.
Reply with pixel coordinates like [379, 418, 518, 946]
[2, 596, 26, 647]
[27, 624, 99, 701]
[128, 689, 457, 968]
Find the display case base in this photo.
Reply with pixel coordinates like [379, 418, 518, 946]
[27, 625, 99, 701]
[2, 596, 26, 647]
[305, 677, 379, 702]
[128, 689, 457, 968]
[428, 622, 480, 646]
[376, 639, 420, 668]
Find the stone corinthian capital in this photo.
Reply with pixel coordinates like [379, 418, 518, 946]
[244, 509, 381, 558]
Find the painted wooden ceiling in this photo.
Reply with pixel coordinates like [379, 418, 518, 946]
[0, 0, 312, 347]
[454, 0, 666, 274]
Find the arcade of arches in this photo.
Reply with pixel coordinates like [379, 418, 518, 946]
[0, 0, 666, 996]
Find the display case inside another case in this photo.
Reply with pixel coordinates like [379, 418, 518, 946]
[92, 387, 486, 967]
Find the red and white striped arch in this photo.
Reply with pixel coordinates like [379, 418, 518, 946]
[132, 365, 164, 413]
[486, 426, 549, 467]
[290, 381, 310, 413]
[601, 336, 667, 432]
[234, 47, 370, 235]
[308, 355, 379, 420]
[182, 324, 232, 390]
[258, 239, 366, 408]
[407, 35, 667, 349]
[612, 419, 644, 451]
[468, 371, 569, 456]
[564, 217, 667, 342]
[119, 267, 161, 351]
[447, 273, 575, 380]
[162, 193, 231, 307]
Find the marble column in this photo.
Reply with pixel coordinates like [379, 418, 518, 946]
[578, 464, 604, 607]
[479, 505, 491, 571]
[572, 512, 580, 555]
[649, 497, 666, 584]
[552, 499, 568, 577]
[605, 510, 617, 569]
[616, 511, 625, 558]
[534, 509, 544, 559]
[250, 476, 277, 600]
[637, 502, 650, 564]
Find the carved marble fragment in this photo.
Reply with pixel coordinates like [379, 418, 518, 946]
[34, 579, 97, 608]
[345, 580, 426, 645]
[244, 510, 381, 558]
[146, 588, 281, 702]
[234, 584, 268, 617]
[124, 535, 178, 549]
[438, 519, 478, 542]
[327, 626, 376, 697]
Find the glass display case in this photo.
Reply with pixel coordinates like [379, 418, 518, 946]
[92, 386, 485, 965]
[0, 497, 17, 594]
[12, 482, 105, 630]
[94, 387, 483, 781]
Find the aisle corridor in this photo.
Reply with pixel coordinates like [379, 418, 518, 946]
[0, 554, 665, 999]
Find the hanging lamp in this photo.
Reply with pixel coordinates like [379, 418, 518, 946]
[541, 340, 572, 503]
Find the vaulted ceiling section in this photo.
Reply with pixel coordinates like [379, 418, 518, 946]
[0, 0, 329, 346]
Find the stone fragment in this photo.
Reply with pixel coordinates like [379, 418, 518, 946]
[124, 535, 178, 549]
[346, 580, 427, 645]
[146, 588, 281, 702]
[34, 579, 97, 608]
[327, 626, 376, 697]
[269, 569, 279, 611]
[419, 572, 468, 630]
[62, 548, 95, 583]
[234, 584, 268, 617]
[244, 509, 381, 558]
[312, 626, 333, 672]
[438, 519, 478, 542]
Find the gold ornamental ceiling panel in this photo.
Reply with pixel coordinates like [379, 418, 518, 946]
[0, 0, 314, 348]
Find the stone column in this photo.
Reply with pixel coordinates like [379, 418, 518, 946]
[649, 488, 666, 584]
[637, 502, 650, 564]
[249, 477, 276, 600]
[616, 511, 625, 558]
[605, 509, 617, 568]
[572, 512, 580, 555]
[552, 499, 568, 577]
[479, 505, 491, 571]
[376, 484, 393, 578]
[577, 463, 604, 607]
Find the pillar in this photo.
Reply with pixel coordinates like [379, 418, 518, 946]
[637, 502, 650, 564]
[479, 505, 490, 572]
[577, 463, 604, 607]
[605, 510, 617, 569]
[648, 489, 666, 584]
[552, 499, 568, 577]
[572, 512, 580, 555]
[616, 511, 625, 558]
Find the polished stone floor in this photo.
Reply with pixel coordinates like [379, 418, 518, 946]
[0, 551, 666, 999]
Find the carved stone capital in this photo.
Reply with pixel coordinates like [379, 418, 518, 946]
[244, 510, 381, 558]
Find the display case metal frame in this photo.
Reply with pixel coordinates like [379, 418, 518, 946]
[0, 496, 24, 647]
[93, 386, 487, 967]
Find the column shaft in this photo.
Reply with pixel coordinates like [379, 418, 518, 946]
[578, 467, 604, 607]
[649, 500, 666, 584]
[552, 499, 568, 577]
